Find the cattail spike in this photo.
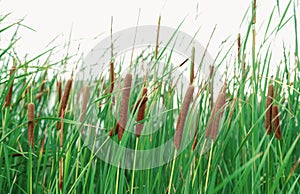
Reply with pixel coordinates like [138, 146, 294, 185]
[272, 105, 281, 140]
[118, 74, 132, 140]
[57, 81, 62, 102]
[136, 87, 148, 137]
[174, 85, 194, 150]
[205, 83, 227, 140]
[57, 79, 72, 130]
[265, 84, 274, 134]
[5, 65, 16, 107]
[28, 103, 35, 147]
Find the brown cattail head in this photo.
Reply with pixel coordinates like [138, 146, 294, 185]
[57, 79, 73, 130]
[174, 85, 194, 150]
[118, 74, 132, 140]
[109, 62, 115, 93]
[252, 0, 257, 24]
[136, 87, 148, 137]
[57, 81, 62, 102]
[28, 103, 35, 147]
[272, 105, 281, 140]
[5, 65, 16, 107]
[265, 84, 274, 134]
[205, 83, 227, 141]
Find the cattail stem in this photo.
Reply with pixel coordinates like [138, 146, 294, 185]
[265, 84, 274, 134]
[190, 47, 195, 84]
[155, 15, 161, 60]
[209, 65, 214, 109]
[28, 103, 35, 147]
[59, 110, 64, 190]
[205, 83, 227, 140]
[135, 87, 148, 137]
[57, 79, 72, 130]
[238, 33, 241, 62]
[5, 65, 16, 107]
[118, 74, 132, 141]
[174, 85, 194, 149]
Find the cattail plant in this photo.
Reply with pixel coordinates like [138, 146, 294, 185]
[174, 85, 194, 149]
[272, 105, 281, 139]
[117, 74, 132, 141]
[56, 79, 72, 130]
[205, 83, 227, 141]
[265, 84, 274, 134]
[135, 87, 148, 137]
[5, 65, 16, 107]
[28, 103, 35, 147]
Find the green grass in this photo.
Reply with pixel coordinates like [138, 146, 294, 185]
[0, 1, 300, 193]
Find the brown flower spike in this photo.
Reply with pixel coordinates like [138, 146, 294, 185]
[28, 103, 35, 147]
[117, 74, 132, 141]
[174, 85, 194, 150]
[205, 83, 227, 141]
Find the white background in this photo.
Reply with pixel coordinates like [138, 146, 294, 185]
[1, 0, 299, 71]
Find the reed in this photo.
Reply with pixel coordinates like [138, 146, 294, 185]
[205, 83, 227, 141]
[265, 84, 274, 134]
[174, 85, 194, 149]
[5, 65, 16, 107]
[117, 74, 132, 141]
[28, 103, 35, 147]
[135, 87, 148, 137]
[56, 79, 72, 130]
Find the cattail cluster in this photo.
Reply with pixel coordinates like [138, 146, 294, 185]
[135, 87, 148, 137]
[174, 85, 194, 149]
[56, 79, 72, 130]
[28, 103, 35, 147]
[5, 65, 16, 107]
[205, 83, 227, 141]
[80, 86, 90, 132]
[265, 83, 282, 139]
